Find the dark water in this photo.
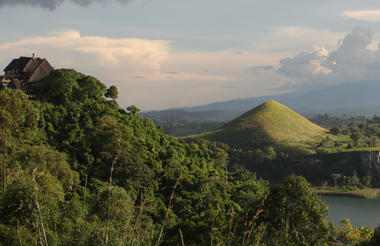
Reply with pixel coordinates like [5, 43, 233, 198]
[322, 195, 380, 228]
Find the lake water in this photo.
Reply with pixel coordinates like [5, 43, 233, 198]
[322, 195, 380, 228]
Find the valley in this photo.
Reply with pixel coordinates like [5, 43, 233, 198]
[147, 100, 380, 199]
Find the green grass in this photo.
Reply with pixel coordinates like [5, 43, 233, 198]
[224, 100, 328, 142]
[185, 100, 380, 155]
[186, 100, 331, 153]
[313, 187, 380, 199]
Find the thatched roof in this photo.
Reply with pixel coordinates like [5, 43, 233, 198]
[3, 57, 42, 72]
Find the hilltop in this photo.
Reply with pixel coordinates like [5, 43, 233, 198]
[189, 100, 331, 153]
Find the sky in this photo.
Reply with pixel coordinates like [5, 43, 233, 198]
[2, 1, 380, 110]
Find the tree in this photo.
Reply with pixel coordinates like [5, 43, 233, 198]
[363, 225, 380, 246]
[28, 69, 81, 105]
[105, 85, 118, 100]
[30, 69, 107, 105]
[362, 176, 372, 188]
[351, 132, 361, 143]
[351, 170, 360, 187]
[330, 127, 341, 135]
[265, 146, 276, 160]
[0, 178, 37, 227]
[93, 184, 135, 244]
[13, 145, 78, 191]
[127, 105, 140, 116]
[337, 218, 373, 245]
[253, 149, 265, 164]
[260, 175, 329, 245]
[331, 173, 342, 188]
[0, 88, 38, 192]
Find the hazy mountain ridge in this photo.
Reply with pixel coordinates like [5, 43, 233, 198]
[143, 81, 380, 136]
[184, 81, 380, 113]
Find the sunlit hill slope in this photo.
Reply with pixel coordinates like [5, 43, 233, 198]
[190, 100, 330, 153]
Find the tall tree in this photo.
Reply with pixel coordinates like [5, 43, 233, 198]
[105, 85, 118, 100]
[127, 105, 140, 116]
[260, 175, 330, 246]
[0, 88, 38, 191]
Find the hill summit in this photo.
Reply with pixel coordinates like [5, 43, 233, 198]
[196, 100, 329, 152]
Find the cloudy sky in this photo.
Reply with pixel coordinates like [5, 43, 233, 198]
[2, 0, 380, 110]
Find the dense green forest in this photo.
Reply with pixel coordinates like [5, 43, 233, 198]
[1, 69, 380, 245]
[141, 110, 225, 137]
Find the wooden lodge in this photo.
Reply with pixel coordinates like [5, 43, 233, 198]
[1, 55, 54, 90]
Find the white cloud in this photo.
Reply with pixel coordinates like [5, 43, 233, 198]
[277, 26, 376, 80]
[343, 10, 380, 22]
[325, 26, 374, 67]
[0, 30, 290, 110]
[279, 46, 331, 78]
[0, 29, 171, 80]
[136, 49, 290, 109]
[277, 26, 380, 90]
[4, 27, 379, 110]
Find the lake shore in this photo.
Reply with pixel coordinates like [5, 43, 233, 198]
[313, 187, 380, 199]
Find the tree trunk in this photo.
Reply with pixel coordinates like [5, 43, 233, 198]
[2, 129, 7, 192]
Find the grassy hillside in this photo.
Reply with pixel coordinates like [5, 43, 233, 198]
[188, 100, 336, 153]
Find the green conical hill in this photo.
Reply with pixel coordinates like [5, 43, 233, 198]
[194, 100, 329, 152]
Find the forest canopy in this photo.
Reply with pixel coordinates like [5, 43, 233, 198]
[0, 69, 378, 245]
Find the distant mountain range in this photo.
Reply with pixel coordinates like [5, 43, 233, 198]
[143, 81, 380, 122]
[185, 81, 380, 112]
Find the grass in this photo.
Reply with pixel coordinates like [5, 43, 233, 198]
[225, 100, 328, 143]
[313, 187, 380, 199]
[185, 100, 380, 155]
[186, 100, 332, 153]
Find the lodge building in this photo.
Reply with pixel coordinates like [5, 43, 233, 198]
[0, 55, 54, 90]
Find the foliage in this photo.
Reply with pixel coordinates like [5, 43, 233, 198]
[0, 87, 39, 191]
[153, 119, 223, 137]
[360, 225, 380, 246]
[105, 85, 118, 100]
[0, 87, 38, 131]
[127, 105, 140, 115]
[309, 114, 364, 129]
[336, 218, 373, 245]
[0, 69, 368, 245]
[259, 175, 330, 246]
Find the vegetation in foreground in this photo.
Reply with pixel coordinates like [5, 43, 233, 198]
[0, 69, 380, 245]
